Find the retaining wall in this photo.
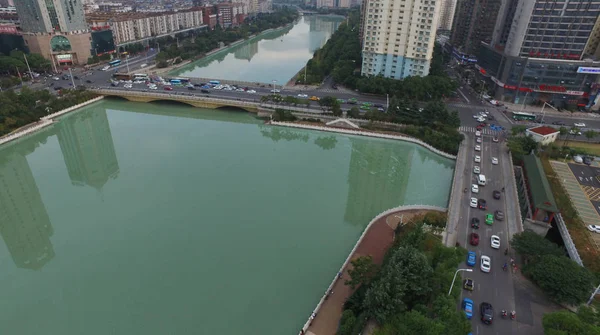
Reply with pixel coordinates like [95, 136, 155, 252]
[443, 132, 467, 247]
[41, 96, 104, 120]
[270, 121, 457, 160]
[299, 205, 448, 334]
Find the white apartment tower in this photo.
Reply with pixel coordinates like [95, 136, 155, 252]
[438, 0, 456, 31]
[361, 0, 441, 79]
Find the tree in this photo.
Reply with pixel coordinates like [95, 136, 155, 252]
[584, 130, 597, 141]
[511, 230, 565, 262]
[524, 255, 595, 305]
[373, 310, 444, 335]
[511, 125, 528, 136]
[345, 255, 378, 289]
[331, 102, 342, 116]
[337, 310, 357, 335]
[543, 310, 600, 335]
[318, 95, 337, 107]
[347, 106, 360, 118]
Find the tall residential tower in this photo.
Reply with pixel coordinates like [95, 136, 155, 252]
[360, 0, 441, 79]
[14, 0, 91, 65]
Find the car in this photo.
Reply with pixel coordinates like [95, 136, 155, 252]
[470, 233, 479, 246]
[470, 198, 478, 208]
[488, 115, 495, 120]
[493, 190, 501, 200]
[478, 199, 487, 210]
[574, 122, 586, 127]
[480, 255, 491, 273]
[374, 103, 383, 108]
[491, 157, 498, 165]
[476, 137, 482, 143]
[475, 145, 481, 151]
[309, 96, 320, 101]
[474, 155, 481, 163]
[485, 213, 493, 225]
[200, 89, 210, 93]
[462, 298, 474, 319]
[584, 156, 593, 165]
[247, 90, 256, 94]
[85, 79, 93, 83]
[297, 93, 308, 98]
[53, 86, 63, 91]
[495, 210, 505, 221]
[491, 235, 501, 249]
[473, 114, 480, 119]
[164, 86, 173, 91]
[467, 251, 477, 265]
[187, 86, 196, 90]
[480, 302, 494, 324]
[463, 278, 474, 291]
[471, 184, 479, 193]
[101, 66, 110, 71]
[270, 89, 281, 93]
[474, 166, 481, 174]
[150, 86, 158, 90]
[570, 130, 582, 135]
[588, 225, 600, 233]
[348, 98, 358, 104]
[475, 130, 481, 137]
[471, 217, 480, 229]
[492, 137, 499, 143]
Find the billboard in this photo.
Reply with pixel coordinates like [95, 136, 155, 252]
[91, 30, 116, 56]
[0, 24, 18, 34]
[577, 67, 600, 74]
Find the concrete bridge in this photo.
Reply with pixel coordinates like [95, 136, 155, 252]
[91, 88, 272, 114]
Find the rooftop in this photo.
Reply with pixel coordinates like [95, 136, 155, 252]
[522, 152, 559, 213]
[527, 126, 560, 136]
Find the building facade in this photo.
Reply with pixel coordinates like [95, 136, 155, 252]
[361, 0, 441, 79]
[438, 0, 456, 31]
[476, 0, 600, 108]
[14, 0, 91, 65]
[450, 0, 503, 55]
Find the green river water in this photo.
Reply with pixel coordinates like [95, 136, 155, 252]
[0, 100, 454, 334]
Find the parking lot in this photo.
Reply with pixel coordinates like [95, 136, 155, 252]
[551, 161, 600, 247]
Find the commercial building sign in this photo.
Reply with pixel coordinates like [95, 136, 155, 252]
[0, 24, 18, 34]
[577, 67, 600, 74]
[56, 54, 72, 63]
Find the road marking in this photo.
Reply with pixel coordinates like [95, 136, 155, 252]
[457, 87, 470, 103]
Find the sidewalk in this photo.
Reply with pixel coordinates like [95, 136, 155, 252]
[304, 209, 427, 335]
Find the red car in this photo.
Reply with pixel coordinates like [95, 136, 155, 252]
[164, 86, 173, 91]
[470, 232, 480, 246]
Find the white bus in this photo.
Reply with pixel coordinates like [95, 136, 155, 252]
[133, 73, 149, 81]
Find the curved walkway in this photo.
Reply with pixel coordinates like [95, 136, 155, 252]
[301, 206, 447, 335]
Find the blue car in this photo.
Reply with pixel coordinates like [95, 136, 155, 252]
[467, 251, 476, 266]
[462, 298, 474, 319]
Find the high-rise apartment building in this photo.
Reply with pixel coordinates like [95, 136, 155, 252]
[14, 0, 91, 65]
[438, 0, 456, 31]
[476, 0, 600, 109]
[450, 0, 503, 55]
[361, 0, 441, 79]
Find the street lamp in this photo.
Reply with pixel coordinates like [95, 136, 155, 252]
[272, 79, 277, 92]
[539, 101, 558, 124]
[448, 268, 473, 295]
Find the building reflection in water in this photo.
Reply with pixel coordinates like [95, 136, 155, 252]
[344, 138, 414, 226]
[0, 146, 54, 270]
[234, 42, 259, 62]
[56, 106, 120, 190]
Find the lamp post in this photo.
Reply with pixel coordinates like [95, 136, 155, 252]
[520, 91, 530, 112]
[448, 268, 473, 295]
[125, 55, 130, 73]
[272, 79, 277, 92]
[540, 101, 558, 124]
[68, 67, 76, 88]
[386, 93, 389, 111]
[587, 282, 600, 305]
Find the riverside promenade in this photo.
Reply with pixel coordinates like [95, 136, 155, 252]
[301, 207, 446, 335]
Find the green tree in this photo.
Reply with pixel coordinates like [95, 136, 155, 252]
[524, 255, 595, 305]
[584, 130, 597, 141]
[318, 95, 337, 107]
[543, 310, 600, 335]
[374, 310, 444, 335]
[511, 125, 528, 136]
[337, 310, 357, 335]
[332, 103, 342, 116]
[511, 230, 565, 262]
[345, 255, 378, 289]
[347, 106, 360, 118]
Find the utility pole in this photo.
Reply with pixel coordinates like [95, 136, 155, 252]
[69, 68, 76, 88]
[23, 53, 33, 80]
[50, 47, 58, 73]
[448, 269, 473, 295]
[126, 55, 130, 73]
[386, 93, 389, 111]
[304, 66, 307, 84]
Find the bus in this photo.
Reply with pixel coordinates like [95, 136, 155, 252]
[512, 111, 536, 121]
[170, 79, 182, 85]
[133, 73, 149, 81]
[109, 59, 121, 67]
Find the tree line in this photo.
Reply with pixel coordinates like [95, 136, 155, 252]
[153, 8, 299, 68]
[338, 224, 471, 335]
[0, 87, 96, 136]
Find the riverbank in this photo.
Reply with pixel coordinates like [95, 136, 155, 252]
[299, 206, 447, 335]
[164, 23, 296, 78]
[269, 121, 457, 160]
[0, 96, 104, 147]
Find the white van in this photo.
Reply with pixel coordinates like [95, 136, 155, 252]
[478, 174, 487, 186]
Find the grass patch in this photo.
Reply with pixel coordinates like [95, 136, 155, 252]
[540, 156, 600, 274]
[564, 141, 600, 156]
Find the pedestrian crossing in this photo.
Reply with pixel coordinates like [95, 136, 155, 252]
[459, 126, 504, 135]
[447, 103, 478, 109]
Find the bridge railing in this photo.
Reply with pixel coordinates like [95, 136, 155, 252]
[555, 213, 584, 266]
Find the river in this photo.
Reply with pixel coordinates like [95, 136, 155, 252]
[169, 15, 344, 84]
[0, 100, 454, 334]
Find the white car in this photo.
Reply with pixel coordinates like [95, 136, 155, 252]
[124, 84, 132, 89]
[473, 114, 480, 119]
[271, 89, 281, 93]
[480, 255, 491, 273]
[474, 155, 481, 163]
[491, 157, 498, 165]
[491, 235, 501, 249]
[472, 184, 479, 193]
[588, 225, 600, 234]
[470, 197, 478, 208]
[476, 137, 482, 143]
[298, 93, 308, 98]
[473, 166, 480, 174]
[475, 145, 481, 151]
[247, 90, 257, 94]
[149, 85, 157, 90]
[101, 66, 110, 71]
[574, 122, 586, 127]
[475, 130, 481, 137]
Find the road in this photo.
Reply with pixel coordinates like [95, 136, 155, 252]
[455, 131, 519, 335]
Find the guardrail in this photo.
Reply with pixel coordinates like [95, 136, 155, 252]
[299, 204, 448, 335]
[508, 153, 525, 234]
[555, 213, 584, 266]
[270, 121, 457, 160]
[443, 132, 467, 247]
[41, 96, 104, 120]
